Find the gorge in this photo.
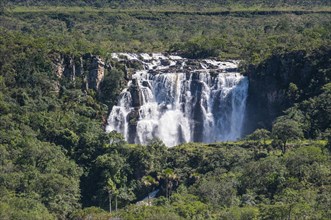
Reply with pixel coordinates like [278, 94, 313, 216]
[106, 53, 249, 146]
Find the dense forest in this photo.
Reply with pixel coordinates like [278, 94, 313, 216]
[0, 0, 330, 219]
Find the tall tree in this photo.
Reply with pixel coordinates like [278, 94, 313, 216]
[106, 178, 117, 213]
[158, 168, 178, 199]
[272, 119, 304, 154]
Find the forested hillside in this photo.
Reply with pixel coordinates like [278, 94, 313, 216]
[0, 0, 330, 219]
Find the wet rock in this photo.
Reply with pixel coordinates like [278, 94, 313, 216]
[226, 68, 238, 72]
[209, 70, 219, 78]
[160, 59, 171, 66]
[142, 81, 152, 89]
[127, 109, 139, 143]
[148, 69, 158, 75]
[186, 60, 200, 68]
[129, 79, 143, 108]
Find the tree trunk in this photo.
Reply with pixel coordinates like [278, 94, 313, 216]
[288, 205, 292, 220]
[282, 141, 287, 154]
[166, 180, 169, 199]
[109, 192, 112, 213]
[115, 195, 118, 211]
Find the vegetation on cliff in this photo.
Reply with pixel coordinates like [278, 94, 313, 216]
[244, 47, 331, 135]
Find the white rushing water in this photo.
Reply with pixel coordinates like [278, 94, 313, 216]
[106, 53, 248, 147]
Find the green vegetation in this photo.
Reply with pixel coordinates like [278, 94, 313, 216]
[0, 0, 330, 219]
[75, 140, 330, 220]
[5, 0, 331, 10]
[272, 119, 304, 153]
[0, 2, 330, 60]
[244, 46, 331, 135]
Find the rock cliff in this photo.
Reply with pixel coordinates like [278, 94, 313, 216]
[50, 53, 109, 91]
[244, 47, 331, 134]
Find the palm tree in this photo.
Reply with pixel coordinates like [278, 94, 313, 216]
[106, 178, 117, 213]
[158, 168, 178, 199]
[142, 175, 159, 205]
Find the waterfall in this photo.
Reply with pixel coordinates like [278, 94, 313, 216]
[106, 53, 248, 147]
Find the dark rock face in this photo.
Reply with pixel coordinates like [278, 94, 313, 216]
[243, 47, 331, 135]
[127, 109, 139, 143]
[129, 79, 143, 108]
[190, 78, 204, 142]
[160, 59, 171, 66]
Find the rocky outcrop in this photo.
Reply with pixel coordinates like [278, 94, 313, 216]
[127, 78, 143, 141]
[87, 55, 105, 90]
[243, 47, 331, 135]
[127, 109, 139, 143]
[51, 53, 78, 81]
[50, 53, 109, 91]
[129, 78, 143, 108]
[50, 53, 64, 78]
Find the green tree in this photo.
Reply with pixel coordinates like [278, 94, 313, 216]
[272, 119, 304, 154]
[246, 128, 270, 146]
[327, 131, 331, 152]
[287, 83, 300, 102]
[142, 175, 159, 204]
[94, 152, 126, 208]
[283, 146, 329, 184]
[106, 178, 117, 213]
[191, 173, 238, 208]
[159, 168, 178, 199]
[0, 0, 8, 14]
[0, 195, 55, 220]
[99, 69, 124, 107]
[239, 156, 287, 199]
[273, 188, 318, 220]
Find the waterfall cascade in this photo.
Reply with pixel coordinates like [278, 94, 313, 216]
[106, 53, 249, 147]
